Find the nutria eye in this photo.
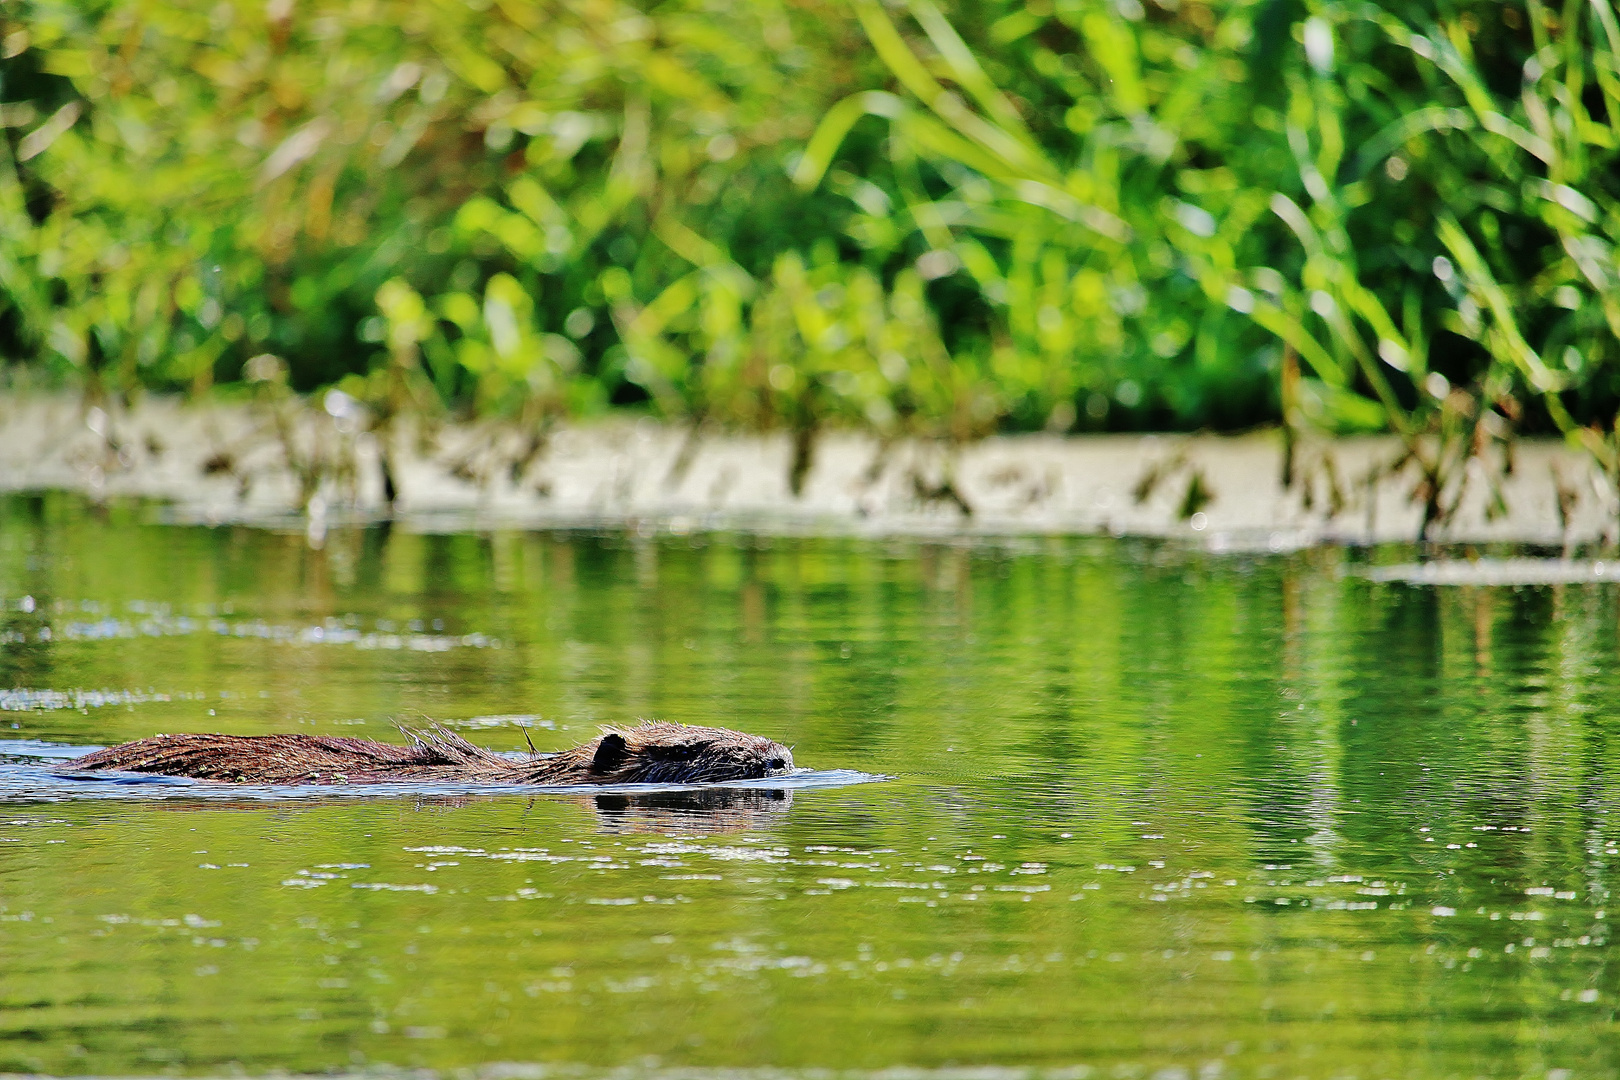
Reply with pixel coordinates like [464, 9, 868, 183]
[767, 757, 785, 770]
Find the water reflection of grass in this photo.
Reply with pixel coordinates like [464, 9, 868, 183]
[0, 790, 1613, 1074]
[2, 494, 1620, 1072]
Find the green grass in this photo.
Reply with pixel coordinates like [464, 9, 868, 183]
[3, 0, 1619, 528]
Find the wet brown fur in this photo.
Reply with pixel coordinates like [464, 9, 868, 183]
[61, 722, 795, 786]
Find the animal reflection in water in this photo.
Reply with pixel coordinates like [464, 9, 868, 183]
[588, 786, 794, 833]
[62, 722, 795, 786]
[292, 786, 794, 835]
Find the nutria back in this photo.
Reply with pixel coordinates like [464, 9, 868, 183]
[61, 722, 795, 786]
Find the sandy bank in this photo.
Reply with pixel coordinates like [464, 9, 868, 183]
[0, 391, 1608, 550]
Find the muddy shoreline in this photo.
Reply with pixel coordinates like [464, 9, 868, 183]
[0, 391, 1606, 550]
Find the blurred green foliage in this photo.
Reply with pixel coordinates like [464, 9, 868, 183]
[2, 0, 1619, 477]
[0, 0, 873, 405]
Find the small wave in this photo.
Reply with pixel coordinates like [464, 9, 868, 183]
[0, 606, 507, 652]
[0, 688, 177, 713]
[0, 739, 100, 761]
[1353, 559, 1620, 586]
[440, 715, 555, 730]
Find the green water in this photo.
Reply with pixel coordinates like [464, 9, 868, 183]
[1, 493, 1618, 1078]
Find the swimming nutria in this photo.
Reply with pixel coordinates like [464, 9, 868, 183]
[60, 722, 795, 786]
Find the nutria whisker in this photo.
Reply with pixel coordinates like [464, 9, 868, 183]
[59, 721, 796, 787]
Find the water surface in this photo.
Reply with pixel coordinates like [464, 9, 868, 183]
[1, 493, 1617, 1077]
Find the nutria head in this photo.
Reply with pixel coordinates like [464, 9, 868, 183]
[531, 721, 794, 785]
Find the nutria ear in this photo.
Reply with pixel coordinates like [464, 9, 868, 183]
[592, 733, 630, 773]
